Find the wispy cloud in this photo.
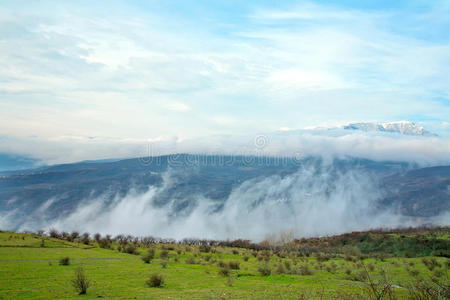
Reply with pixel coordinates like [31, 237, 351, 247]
[0, 1, 449, 162]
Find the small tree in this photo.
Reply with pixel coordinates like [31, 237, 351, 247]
[94, 233, 101, 242]
[71, 267, 90, 295]
[49, 228, 60, 239]
[146, 273, 164, 287]
[81, 233, 90, 245]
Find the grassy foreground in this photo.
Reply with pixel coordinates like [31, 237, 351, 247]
[0, 228, 448, 299]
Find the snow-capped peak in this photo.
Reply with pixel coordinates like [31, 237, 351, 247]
[305, 121, 437, 136]
[343, 121, 436, 136]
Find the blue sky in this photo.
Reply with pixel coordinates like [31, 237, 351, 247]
[0, 0, 449, 163]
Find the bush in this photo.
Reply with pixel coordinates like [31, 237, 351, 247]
[243, 255, 249, 261]
[276, 264, 286, 274]
[142, 255, 152, 264]
[199, 245, 211, 253]
[218, 267, 231, 277]
[71, 267, 90, 295]
[142, 249, 155, 263]
[228, 261, 240, 270]
[146, 273, 164, 287]
[123, 244, 138, 255]
[81, 233, 90, 245]
[160, 250, 169, 258]
[161, 260, 168, 268]
[284, 260, 291, 270]
[408, 269, 420, 277]
[258, 264, 271, 276]
[185, 257, 197, 264]
[406, 277, 449, 299]
[217, 261, 226, 268]
[98, 238, 111, 249]
[49, 228, 60, 239]
[422, 258, 441, 271]
[298, 264, 314, 275]
[59, 257, 70, 266]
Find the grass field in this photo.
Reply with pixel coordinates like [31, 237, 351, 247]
[0, 229, 448, 299]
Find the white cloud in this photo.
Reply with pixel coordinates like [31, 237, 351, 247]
[0, 1, 449, 158]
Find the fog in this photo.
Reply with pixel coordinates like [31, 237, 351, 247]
[2, 129, 450, 167]
[10, 160, 445, 241]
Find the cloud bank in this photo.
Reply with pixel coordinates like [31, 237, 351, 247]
[4, 161, 446, 241]
[1, 1, 450, 150]
[1, 129, 449, 167]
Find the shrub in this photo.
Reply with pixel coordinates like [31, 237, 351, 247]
[422, 258, 441, 271]
[59, 257, 70, 266]
[406, 277, 450, 299]
[185, 257, 197, 264]
[276, 264, 286, 274]
[98, 238, 111, 249]
[49, 228, 60, 239]
[347, 270, 368, 282]
[284, 260, 291, 270]
[123, 244, 138, 255]
[81, 233, 90, 245]
[146, 273, 164, 287]
[71, 267, 90, 295]
[433, 269, 444, 278]
[362, 267, 396, 300]
[228, 261, 240, 270]
[298, 264, 314, 275]
[160, 250, 169, 259]
[243, 255, 249, 261]
[199, 245, 211, 253]
[232, 249, 239, 255]
[258, 264, 271, 276]
[408, 269, 419, 277]
[218, 267, 230, 277]
[142, 254, 152, 264]
[161, 260, 168, 268]
[94, 233, 101, 242]
[142, 249, 155, 263]
[217, 261, 226, 268]
[316, 252, 331, 262]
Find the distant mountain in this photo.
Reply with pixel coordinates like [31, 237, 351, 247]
[307, 121, 437, 136]
[343, 121, 437, 136]
[0, 153, 42, 172]
[379, 166, 450, 217]
[0, 154, 448, 235]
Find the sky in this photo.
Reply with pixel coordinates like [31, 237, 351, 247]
[1, 0, 450, 164]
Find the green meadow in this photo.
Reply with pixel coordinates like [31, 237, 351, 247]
[0, 228, 448, 299]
